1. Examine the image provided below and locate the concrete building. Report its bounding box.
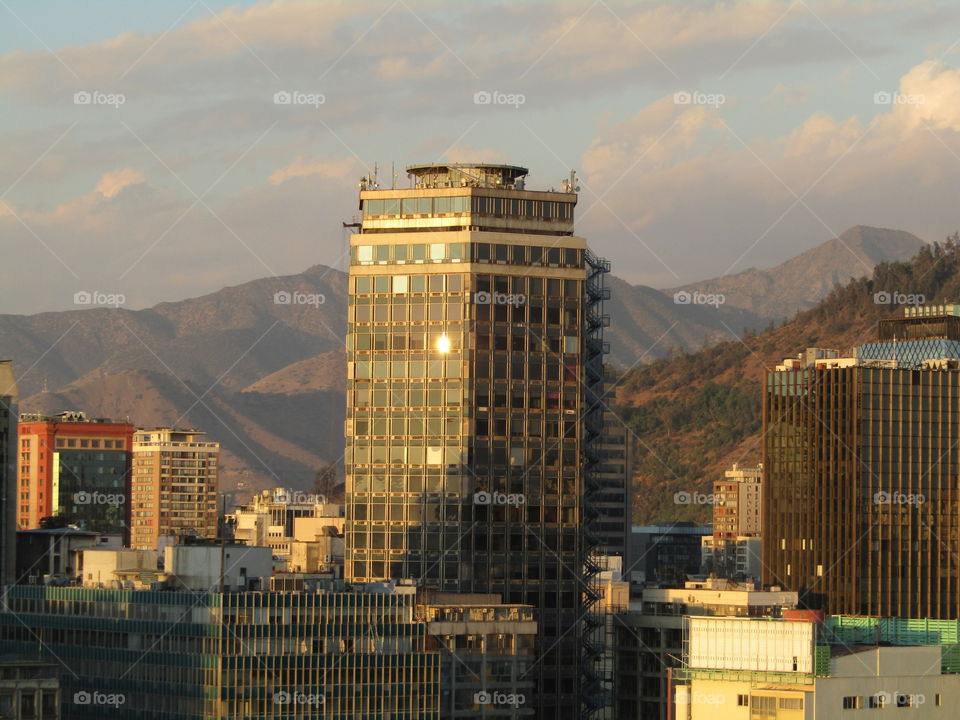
[0,657,60,719]
[615,580,798,720]
[344,163,611,717]
[16,412,133,535]
[76,548,159,589]
[420,592,537,719]
[629,523,712,586]
[764,307,960,617]
[0,361,17,588]
[712,463,761,539]
[674,614,960,719]
[130,428,219,551]
[700,536,762,580]
[0,586,441,719]
[163,541,272,592]
[14,528,108,585]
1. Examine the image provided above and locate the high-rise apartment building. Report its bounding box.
[712,463,761,539]
[764,306,960,617]
[344,163,609,718]
[16,412,133,536]
[0,360,18,587]
[131,428,219,550]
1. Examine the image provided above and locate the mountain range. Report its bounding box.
[0,225,926,498]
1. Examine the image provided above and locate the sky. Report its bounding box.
[4,0,960,314]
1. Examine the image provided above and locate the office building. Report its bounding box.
[764,306,960,617]
[629,524,712,586]
[0,657,60,719]
[0,360,17,587]
[16,412,133,535]
[595,378,632,560]
[0,585,441,720]
[130,428,219,551]
[700,535,762,580]
[673,614,960,719]
[614,579,798,720]
[420,592,537,719]
[344,163,610,717]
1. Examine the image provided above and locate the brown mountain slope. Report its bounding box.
[617,235,960,524]
[20,369,345,498]
[666,225,926,320]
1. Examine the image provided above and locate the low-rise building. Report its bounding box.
[420,592,537,719]
[675,614,960,719]
[700,535,762,580]
[615,580,798,720]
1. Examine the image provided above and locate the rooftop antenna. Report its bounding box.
[391,162,396,190]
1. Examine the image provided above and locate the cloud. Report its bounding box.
[95,167,149,198]
[578,58,960,285]
[268,156,361,186]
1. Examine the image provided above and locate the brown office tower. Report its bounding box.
[0,361,17,588]
[763,305,960,618]
[131,428,220,550]
[344,164,610,718]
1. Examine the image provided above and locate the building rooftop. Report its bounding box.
[405,163,530,189]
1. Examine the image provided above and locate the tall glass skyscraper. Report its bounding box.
[764,306,960,618]
[344,164,610,718]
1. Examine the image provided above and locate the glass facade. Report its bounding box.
[346,164,609,719]
[0,587,440,719]
[764,354,960,618]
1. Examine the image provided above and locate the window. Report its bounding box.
[779,697,803,710]
[737,694,748,707]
